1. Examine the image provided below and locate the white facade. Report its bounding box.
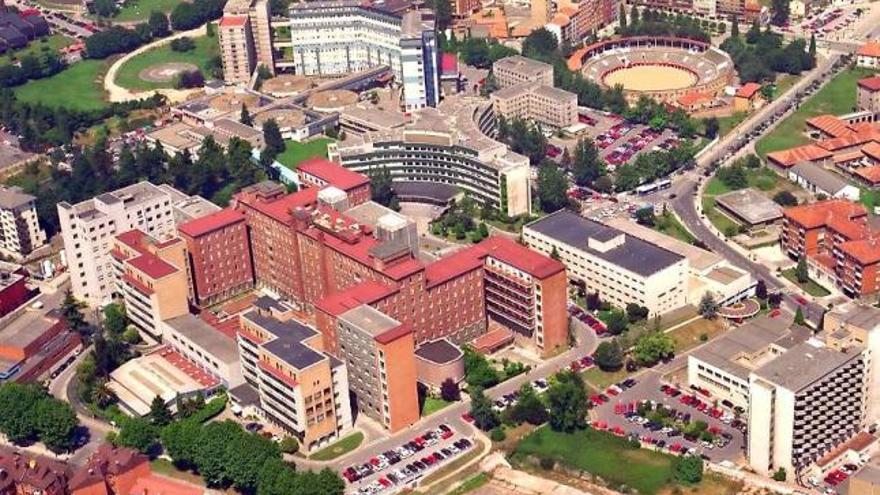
[523,211,688,316]
[284,2,439,110]
[161,315,245,389]
[0,186,47,259]
[858,54,880,69]
[58,182,185,306]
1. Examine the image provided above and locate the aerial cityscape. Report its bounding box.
[2,0,880,491]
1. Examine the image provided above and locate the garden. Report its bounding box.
[114,34,219,91]
[14,59,108,111]
[276,138,334,170]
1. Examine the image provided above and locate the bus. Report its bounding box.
[635,179,672,195]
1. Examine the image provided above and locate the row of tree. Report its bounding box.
[619,6,715,42]
[0,47,65,88]
[0,383,79,452]
[614,141,697,192]
[720,23,816,83]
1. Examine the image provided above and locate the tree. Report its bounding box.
[279,436,299,454]
[755,279,768,300]
[522,28,558,60]
[546,371,588,432]
[618,3,627,30]
[34,398,77,452]
[633,332,675,366]
[605,310,628,335]
[115,417,158,453]
[809,33,816,63]
[794,307,806,326]
[240,104,253,126]
[370,167,399,211]
[103,303,128,337]
[62,289,88,337]
[149,395,173,426]
[585,291,601,311]
[771,0,789,26]
[464,347,500,389]
[85,26,146,59]
[673,455,704,484]
[196,420,242,487]
[537,161,569,213]
[572,139,604,186]
[91,0,117,17]
[730,14,739,37]
[223,431,282,492]
[773,190,797,206]
[0,383,41,444]
[629,5,640,26]
[625,303,649,323]
[440,378,461,402]
[635,207,655,227]
[90,379,116,408]
[796,256,809,283]
[508,383,548,425]
[768,292,783,308]
[773,468,787,482]
[148,11,170,38]
[469,388,500,431]
[550,245,560,260]
[703,116,719,138]
[261,118,285,163]
[594,340,624,371]
[699,292,719,319]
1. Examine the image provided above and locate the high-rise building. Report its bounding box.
[492,56,554,89]
[218,0,274,84]
[490,81,578,129]
[0,186,46,259]
[237,302,353,451]
[178,208,254,308]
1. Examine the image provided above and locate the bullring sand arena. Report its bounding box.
[569,36,735,104]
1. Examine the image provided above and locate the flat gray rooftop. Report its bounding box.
[754,340,861,392]
[163,314,239,365]
[827,301,880,332]
[526,210,683,277]
[339,305,400,337]
[714,188,783,225]
[242,311,325,370]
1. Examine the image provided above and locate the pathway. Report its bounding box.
[103,25,208,103]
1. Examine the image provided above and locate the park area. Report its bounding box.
[115,35,218,91]
[512,426,742,495]
[14,60,108,111]
[113,0,185,22]
[755,67,875,158]
[781,268,830,297]
[276,138,334,169]
[0,34,74,64]
[701,166,797,235]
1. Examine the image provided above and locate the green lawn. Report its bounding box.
[653,212,696,244]
[717,112,747,137]
[111,0,185,22]
[1,35,75,64]
[14,60,107,111]
[115,35,219,90]
[149,459,207,486]
[860,188,880,215]
[756,67,877,158]
[771,74,801,100]
[422,396,452,416]
[448,473,490,495]
[781,268,831,297]
[308,431,364,461]
[701,168,790,236]
[581,366,631,390]
[513,426,674,495]
[276,138,334,169]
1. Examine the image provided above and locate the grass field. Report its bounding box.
[447,473,490,495]
[756,67,876,158]
[582,367,631,390]
[0,35,75,64]
[653,212,695,244]
[111,0,185,22]
[717,112,747,137]
[14,60,107,111]
[150,459,207,486]
[309,431,364,461]
[276,138,334,169]
[421,397,452,416]
[115,35,219,90]
[771,74,801,100]
[513,427,674,495]
[701,167,796,235]
[860,188,880,215]
[781,268,831,297]
[667,317,725,353]
[419,439,487,486]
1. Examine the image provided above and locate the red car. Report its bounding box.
[462,412,474,423]
[794,295,808,306]
[378,478,391,488]
[441,430,453,440]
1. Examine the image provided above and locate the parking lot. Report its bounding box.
[591,371,746,463]
[343,424,476,495]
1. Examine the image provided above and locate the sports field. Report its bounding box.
[115,35,219,90]
[14,60,107,111]
[604,65,697,91]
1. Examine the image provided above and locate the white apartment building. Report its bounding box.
[0,186,46,259]
[162,314,245,389]
[748,341,866,477]
[283,1,439,110]
[58,182,192,306]
[523,210,688,315]
[492,56,554,89]
[824,302,880,427]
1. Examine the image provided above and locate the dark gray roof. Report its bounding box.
[791,162,849,194]
[242,311,325,369]
[394,182,458,202]
[229,383,260,406]
[253,295,287,312]
[415,338,463,364]
[525,210,684,277]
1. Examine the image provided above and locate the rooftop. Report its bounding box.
[754,339,861,392]
[338,304,410,344]
[766,143,832,168]
[109,349,207,416]
[414,338,463,364]
[605,218,721,272]
[297,158,370,191]
[805,114,853,138]
[783,199,867,229]
[493,55,552,78]
[163,314,240,365]
[0,186,35,210]
[858,75,880,92]
[827,301,880,332]
[857,41,880,58]
[525,210,683,277]
[178,207,245,238]
[0,306,61,354]
[242,311,325,369]
[735,82,762,99]
[714,188,784,225]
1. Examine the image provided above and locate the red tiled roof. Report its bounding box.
[374,322,413,344]
[250,187,319,224]
[853,165,880,185]
[219,15,248,27]
[297,158,370,191]
[840,238,880,264]
[424,236,563,287]
[735,82,762,99]
[858,76,880,92]
[818,131,878,152]
[440,53,458,74]
[862,141,880,161]
[766,144,831,168]
[858,41,880,58]
[833,151,864,164]
[828,216,870,241]
[115,230,147,251]
[783,199,867,229]
[127,254,178,279]
[424,246,485,288]
[315,280,398,316]
[676,91,712,108]
[471,325,514,353]
[806,115,853,138]
[178,208,244,238]
[128,474,203,495]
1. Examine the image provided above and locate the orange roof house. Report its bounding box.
[735,82,762,99]
[766,144,832,169]
[857,41,880,59]
[806,115,853,139]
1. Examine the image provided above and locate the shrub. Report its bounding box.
[170,37,196,52]
[279,436,299,454]
[489,426,506,442]
[539,456,555,470]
